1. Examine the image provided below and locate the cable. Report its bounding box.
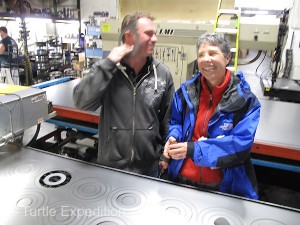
[283,31,294,78]
[238,50,262,65]
[255,51,267,78]
[26,123,41,146]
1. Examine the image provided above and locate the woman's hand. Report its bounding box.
[164,137,187,160]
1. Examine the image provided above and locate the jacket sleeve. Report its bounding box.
[73,58,119,111]
[167,89,185,142]
[193,99,261,168]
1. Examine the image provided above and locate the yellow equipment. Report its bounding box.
[214,0,241,74]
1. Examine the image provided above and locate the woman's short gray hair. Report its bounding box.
[196,33,231,57]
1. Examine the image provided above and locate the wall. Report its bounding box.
[118,0,234,21]
[79,0,295,21]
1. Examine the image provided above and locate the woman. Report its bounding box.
[163,33,261,199]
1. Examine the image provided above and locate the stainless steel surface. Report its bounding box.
[0,144,299,225]
[256,99,300,149]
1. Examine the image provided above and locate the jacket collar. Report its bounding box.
[181,70,250,113]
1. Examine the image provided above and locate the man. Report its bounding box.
[164,33,261,199]
[0,26,18,67]
[0,26,19,84]
[73,11,174,177]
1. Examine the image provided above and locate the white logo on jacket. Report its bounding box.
[219,123,233,131]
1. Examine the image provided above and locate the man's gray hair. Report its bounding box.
[196,33,231,57]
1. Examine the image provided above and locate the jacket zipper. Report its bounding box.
[120,66,152,170]
[185,131,189,140]
[130,71,151,169]
[200,93,212,183]
[131,87,136,169]
[201,93,212,137]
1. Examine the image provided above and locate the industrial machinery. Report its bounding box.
[100,3,300,103]
[260,0,300,103]
[100,10,280,89]
[35,41,50,82]
[0,84,50,146]
[0,81,300,225]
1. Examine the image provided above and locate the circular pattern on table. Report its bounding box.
[106,188,148,213]
[159,198,197,222]
[39,170,71,188]
[198,207,245,225]
[69,177,111,202]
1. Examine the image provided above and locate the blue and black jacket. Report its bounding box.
[167,71,261,199]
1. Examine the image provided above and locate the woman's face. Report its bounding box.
[197,42,231,87]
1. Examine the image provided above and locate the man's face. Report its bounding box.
[132,17,158,57]
[0,31,4,39]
